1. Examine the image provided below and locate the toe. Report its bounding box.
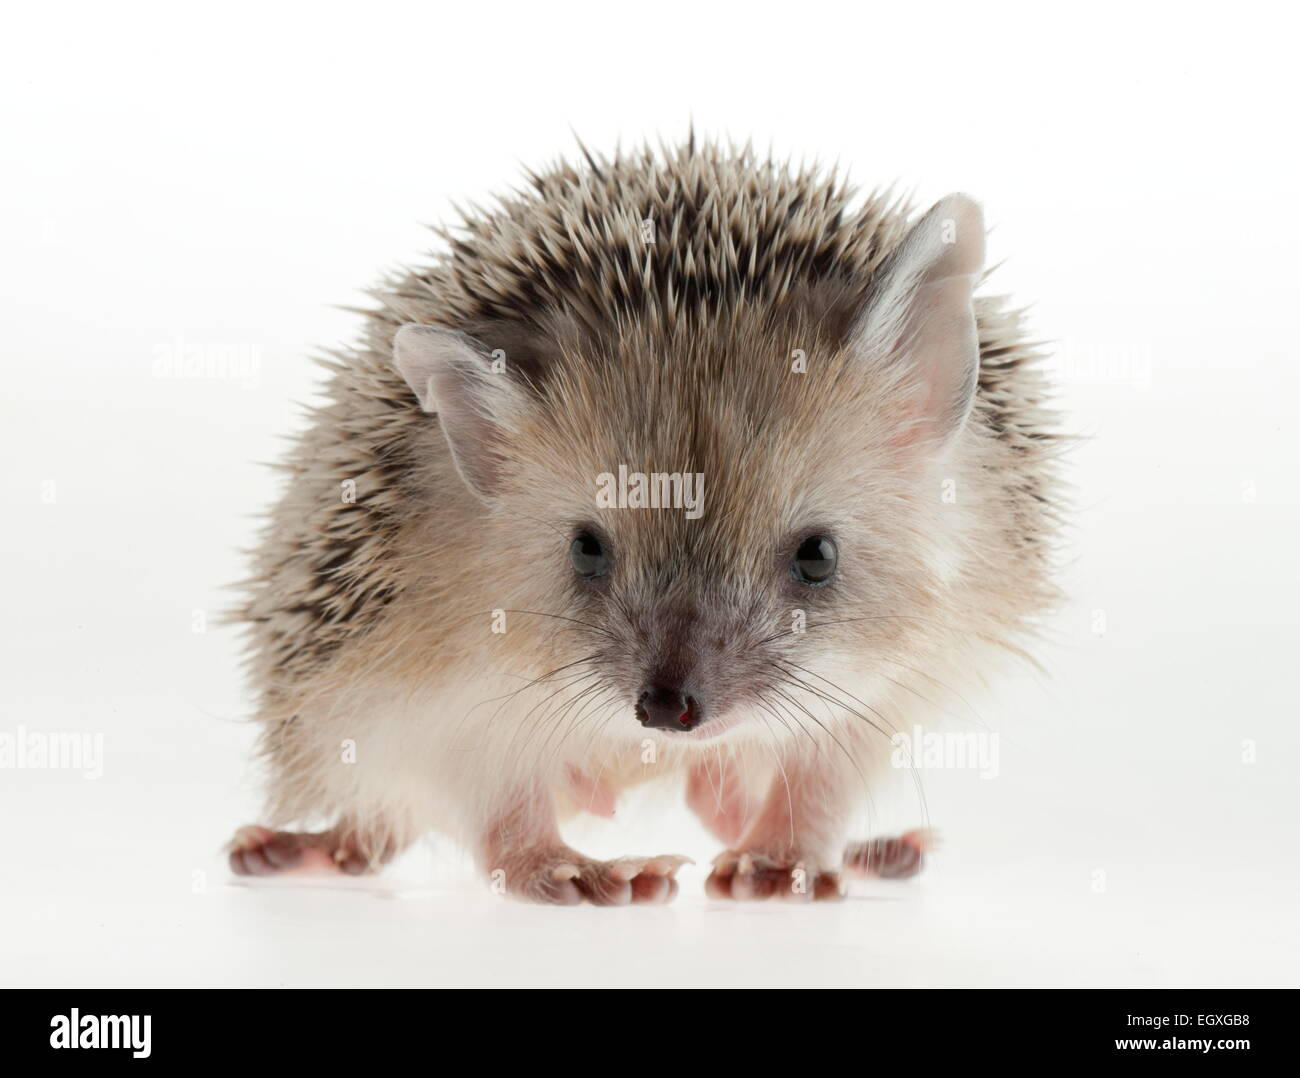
[231,845,277,876]
[574,869,633,906]
[704,870,734,900]
[812,871,846,901]
[536,863,584,905]
[629,872,673,904]
[731,855,792,900]
[335,850,371,875]
[261,832,306,870]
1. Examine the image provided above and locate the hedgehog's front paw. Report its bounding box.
[842,828,935,879]
[490,847,691,906]
[227,824,396,877]
[706,849,845,902]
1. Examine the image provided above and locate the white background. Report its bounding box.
[3,1,1297,987]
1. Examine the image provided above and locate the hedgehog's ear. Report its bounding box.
[851,193,985,454]
[392,324,530,499]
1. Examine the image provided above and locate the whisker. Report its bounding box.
[771,659,930,826]
[497,609,616,639]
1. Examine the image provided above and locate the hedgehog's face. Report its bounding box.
[394,194,985,741]
[497,364,952,742]
[550,504,853,741]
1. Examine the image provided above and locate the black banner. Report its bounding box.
[1,990,1291,1066]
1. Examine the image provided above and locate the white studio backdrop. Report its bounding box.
[1,2,1297,986]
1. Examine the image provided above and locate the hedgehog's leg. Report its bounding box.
[685,757,753,845]
[842,828,936,879]
[705,752,859,902]
[228,822,404,877]
[481,788,689,905]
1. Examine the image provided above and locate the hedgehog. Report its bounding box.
[228,136,1062,903]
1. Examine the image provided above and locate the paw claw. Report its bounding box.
[607,858,644,881]
[644,854,692,876]
[230,824,274,852]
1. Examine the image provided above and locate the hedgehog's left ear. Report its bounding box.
[392,324,531,500]
[851,193,985,454]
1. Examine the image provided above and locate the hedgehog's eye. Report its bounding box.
[792,535,837,585]
[570,532,610,578]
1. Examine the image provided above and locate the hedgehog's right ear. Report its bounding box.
[392,324,530,499]
[850,193,985,456]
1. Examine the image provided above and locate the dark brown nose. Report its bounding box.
[636,686,700,731]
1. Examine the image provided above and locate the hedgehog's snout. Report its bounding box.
[635,684,701,732]
[618,588,769,735]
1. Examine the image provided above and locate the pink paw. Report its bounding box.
[227,824,391,877]
[493,849,692,906]
[706,851,845,902]
[842,828,936,879]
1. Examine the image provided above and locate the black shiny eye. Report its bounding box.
[792,535,837,585]
[570,532,610,578]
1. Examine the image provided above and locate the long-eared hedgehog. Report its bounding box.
[229,137,1062,903]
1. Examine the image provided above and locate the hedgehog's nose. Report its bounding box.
[636,685,699,731]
